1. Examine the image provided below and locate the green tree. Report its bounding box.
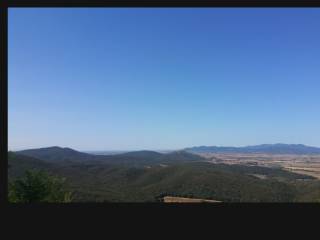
[8,170,72,203]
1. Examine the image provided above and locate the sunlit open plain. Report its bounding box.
[199,153,320,180]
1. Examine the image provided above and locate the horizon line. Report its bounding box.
[8,142,320,152]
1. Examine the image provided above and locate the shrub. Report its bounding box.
[8,170,72,203]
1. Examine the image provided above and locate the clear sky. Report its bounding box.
[8,8,320,151]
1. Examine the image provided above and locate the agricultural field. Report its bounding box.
[200,153,320,180]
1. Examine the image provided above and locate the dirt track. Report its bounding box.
[163,196,221,203]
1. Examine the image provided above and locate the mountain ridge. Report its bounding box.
[184,144,320,154]
[15,146,206,165]
[17,146,95,162]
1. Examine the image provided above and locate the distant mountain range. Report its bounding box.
[184,144,320,154]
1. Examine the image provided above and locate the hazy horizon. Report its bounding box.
[8,143,320,153]
[9,8,320,150]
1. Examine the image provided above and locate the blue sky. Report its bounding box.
[8,8,320,151]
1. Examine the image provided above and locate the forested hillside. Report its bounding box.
[8,150,320,202]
